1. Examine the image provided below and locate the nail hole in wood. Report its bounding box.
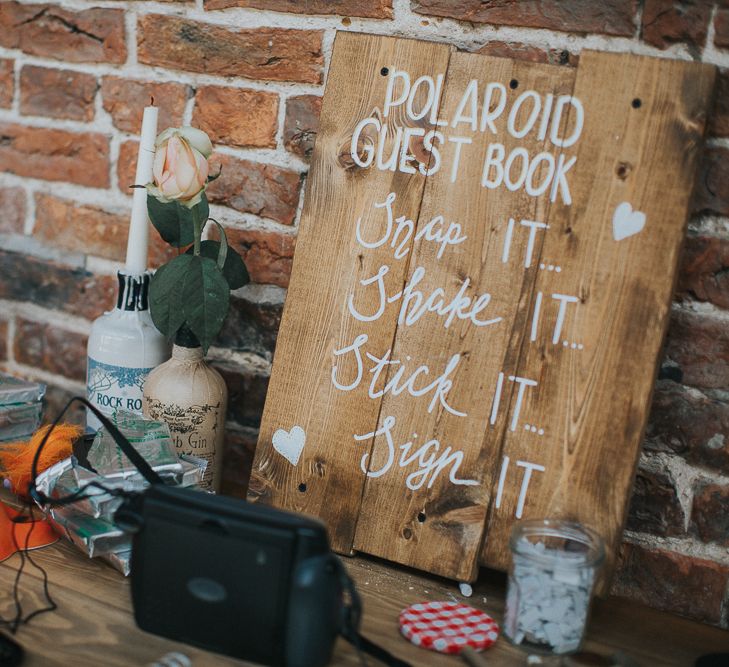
[403,527,413,539]
[298,483,307,492]
[616,162,631,180]
[380,67,389,76]
[417,512,426,523]
[632,98,642,109]
[509,79,519,89]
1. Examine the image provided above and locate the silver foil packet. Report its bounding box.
[49,506,130,558]
[84,410,181,480]
[0,372,46,407]
[101,549,131,577]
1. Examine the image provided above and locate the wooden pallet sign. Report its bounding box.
[248,32,715,582]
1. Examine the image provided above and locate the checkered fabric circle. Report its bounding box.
[398,601,500,654]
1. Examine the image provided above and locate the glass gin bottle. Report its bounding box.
[86,272,170,431]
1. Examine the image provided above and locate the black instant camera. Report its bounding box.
[116,485,347,667]
[31,399,407,667]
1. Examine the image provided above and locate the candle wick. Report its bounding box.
[149,95,155,106]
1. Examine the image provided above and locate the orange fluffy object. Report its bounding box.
[0,424,82,496]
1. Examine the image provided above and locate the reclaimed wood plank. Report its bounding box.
[247,32,453,553]
[480,51,716,579]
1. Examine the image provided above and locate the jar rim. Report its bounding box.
[509,519,606,569]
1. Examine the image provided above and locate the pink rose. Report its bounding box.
[151,127,213,207]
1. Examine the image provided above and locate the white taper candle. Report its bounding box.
[124,105,159,275]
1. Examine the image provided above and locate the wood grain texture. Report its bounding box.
[1,530,727,666]
[250,33,715,583]
[480,51,716,577]
[247,32,453,553]
[352,53,576,580]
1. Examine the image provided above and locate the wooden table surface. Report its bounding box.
[0,534,727,666]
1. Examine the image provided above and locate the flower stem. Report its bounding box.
[192,205,202,256]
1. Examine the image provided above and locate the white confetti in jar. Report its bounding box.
[504,519,605,655]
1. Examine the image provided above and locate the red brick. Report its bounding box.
[13,318,87,382]
[476,41,577,66]
[691,482,729,546]
[646,381,729,474]
[665,309,729,390]
[0,319,7,362]
[612,542,729,625]
[678,235,729,310]
[137,15,323,84]
[207,154,302,226]
[117,140,139,193]
[34,194,176,269]
[411,0,637,36]
[42,384,86,427]
[0,123,109,189]
[220,228,295,288]
[641,0,711,52]
[192,87,278,149]
[626,464,685,537]
[0,2,126,65]
[0,59,13,109]
[0,187,25,234]
[219,426,258,498]
[20,66,96,122]
[0,250,115,321]
[709,69,729,137]
[215,362,269,428]
[216,291,282,361]
[284,95,322,160]
[715,8,729,49]
[693,148,729,216]
[204,0,392,18]
[101,77,191,134]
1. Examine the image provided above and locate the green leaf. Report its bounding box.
[210,221,228,270]
[147,195,195,248]
[149,254,194,339]
[185,240,249,290]
[181,255,230,353]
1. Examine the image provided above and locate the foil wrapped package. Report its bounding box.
[53,457,206,520]
[53,468,123,521]
[49,506,130,558]
[0,372,45,442]
[102,549,131,577]
[34,458,74,501]
[0,402,43,442]
[84,410,180,481]
[0,373,46,406]
[38,413,208,572]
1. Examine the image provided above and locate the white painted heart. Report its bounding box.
[612,201,646,241]
[272,426,306,466]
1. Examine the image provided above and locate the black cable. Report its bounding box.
[0,396,156,634]
[0,502,57,634]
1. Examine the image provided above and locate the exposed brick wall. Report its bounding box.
[0,0,728,628]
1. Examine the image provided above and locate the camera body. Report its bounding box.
[116,485,345,667]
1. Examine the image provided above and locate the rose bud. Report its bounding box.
[149,126,213,207]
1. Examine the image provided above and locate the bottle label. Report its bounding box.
[86,357,153,431]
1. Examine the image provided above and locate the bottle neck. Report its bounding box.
[116,272,150,312]
[172,344,204,362]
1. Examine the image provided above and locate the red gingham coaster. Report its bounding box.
[398,601,500,654]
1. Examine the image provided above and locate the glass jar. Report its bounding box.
[504,519,605,655]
